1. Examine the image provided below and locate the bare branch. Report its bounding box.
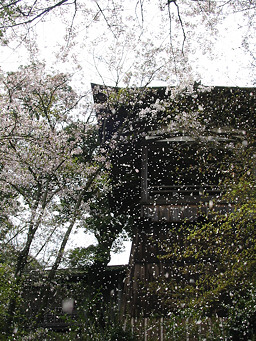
[0,0,72,29]
[95,2,118,40]
[167,0,186,55]
[167,1,178,77]
[135,0,144,28]
[63,0,78,50]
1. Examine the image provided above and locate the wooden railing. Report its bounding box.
[140,184,232,222]
[148,184,221,197]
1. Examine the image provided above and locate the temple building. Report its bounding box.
[92,84,256,338]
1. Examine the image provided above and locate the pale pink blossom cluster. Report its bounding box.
[167,110,205,136]
[0,64,109,267]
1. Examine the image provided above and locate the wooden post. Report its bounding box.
[160,317,164,341]
[144,317,148,341]
[186,318,189,341]
[141,142,149,203]
[131,317,134,335]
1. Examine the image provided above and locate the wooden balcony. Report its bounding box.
[148,184,221,202]
[141,203,233,222]
[140,184,232,222]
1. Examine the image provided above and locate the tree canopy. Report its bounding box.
[0,1,255,86]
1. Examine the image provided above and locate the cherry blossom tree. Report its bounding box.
[0,63,109,333]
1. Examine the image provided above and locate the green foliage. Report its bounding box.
[157,138,256,339]
[0,262,14,328]
[164,311,230,341]
[11,321,137,341]
[67,245,99,267]
[75,302,137,341]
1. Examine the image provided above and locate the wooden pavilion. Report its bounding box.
[92,83,256,339]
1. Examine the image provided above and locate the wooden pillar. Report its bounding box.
[141,142,149,203]
[160,317,164,341]
[144,317,148,341]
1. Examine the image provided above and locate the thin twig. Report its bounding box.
[95,2,118,40]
